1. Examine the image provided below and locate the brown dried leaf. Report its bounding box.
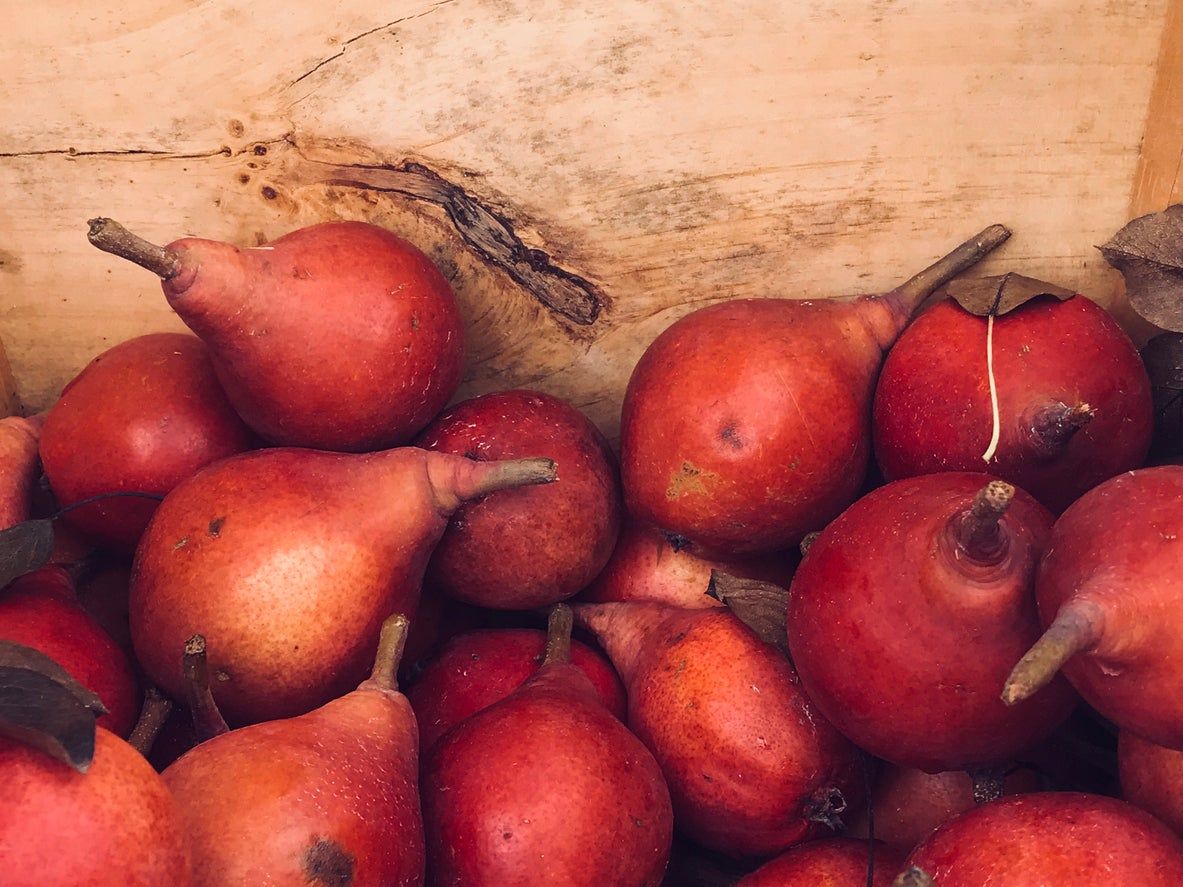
[0,640,104,772]
[1100,204,1183,331]
[947,273,1076,317]
[706,571,789,656]
[0,519,55,589]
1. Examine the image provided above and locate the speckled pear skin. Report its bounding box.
[163,679,424,887]
[422,654,673,886]
[0,728,192,887]
[905,793,1183,885]
[574,602,863,858]
[130,446,553,725]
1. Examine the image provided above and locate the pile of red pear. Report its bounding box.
[0,211,1179,887]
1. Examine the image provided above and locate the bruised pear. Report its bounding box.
[163,615,424,886]
[131,446,555,724]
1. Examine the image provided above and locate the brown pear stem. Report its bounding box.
[953,480,1014,562]
[800,531,821,557]
[543,604,574,666]
[461,457,557,500]
[890,224,1012,317]
[369,613,410,691]
[1002,599,1105,705]
[1028,401,1095,456]
[183,634,230,740]
[87,218,182,279]
[892,867,936,887]
[127,686,174,757]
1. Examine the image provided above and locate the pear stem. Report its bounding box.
[542,604,574,666]
[464,457,557,499]
[953,480,1014,563]
[890,224,1012,318]
[127,686,174,757]
[892,867,936,887]
[1028,401,1095,456]
[369,614,410,691]
[87,218,182,280]
[183,634,230,740]
[1002,598,1105,705]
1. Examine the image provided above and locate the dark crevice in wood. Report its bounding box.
[322,160,606,325]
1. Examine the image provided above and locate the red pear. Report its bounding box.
[874,295,1152,513]
[737,838,905,887]
[131,446,555,724]
[900,793,1183,886]
[1003,466,1183,747]
[406,627,626,752]
[422,606,673,885]
[788,473,1074,771]
[619,225,1009,555]
[415,389,621,609]
[581,519,795,608]
[574,601,862,857]
[163,614,424,886]
[847,764,1042,851]
[87,219,464,452]
[0,566,139,736]
[39,333,256,551]
[0,727,192,886]
[1120,730,1183,835]
[0,412,42,529]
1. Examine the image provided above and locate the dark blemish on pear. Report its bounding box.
[303,837,355,886]
[207,517,226,538]
[720,424,742,449]
[227,120,245,138]
[261,186,278,200]
[253,144,268,156]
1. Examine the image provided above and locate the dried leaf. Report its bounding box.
[706,571,790,656]
[0,641,103,772]
[0,642,106,714]
[1141,332,1183,459]
[947,273,1076,317]
[0,519,55,588]
[1100,205,1183,330]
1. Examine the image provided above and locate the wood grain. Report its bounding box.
[0,0,1170,437]
[1131,0,1183,215]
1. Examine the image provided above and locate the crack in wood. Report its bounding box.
[287,0,459,91]
[321,159,605,325]
[0,147,234,160]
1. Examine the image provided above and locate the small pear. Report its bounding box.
[423,605,673,885]
[163,614,424,886]
[87,219,465,452]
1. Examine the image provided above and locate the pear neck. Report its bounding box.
[871,224,1011,349]
[571,601,673,684]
